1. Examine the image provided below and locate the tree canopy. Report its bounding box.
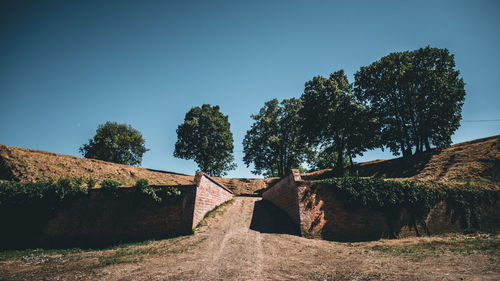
[80,121,148,166]
[243,98,310,178]
[174,104,236,177]
[354,46,465,157]
[300,70,378,175]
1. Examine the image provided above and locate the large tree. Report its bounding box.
[80,121,148,166]
[243,98,310,178]
[300,70,377,175]
[354,46,465,157]
[174,104,236,177]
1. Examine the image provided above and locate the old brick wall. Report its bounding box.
[298,183,394,241]
[192,172,233,228]
[264,171,500,242]
[38,173,233,247]
[262,170,303,225]
[40,186,196,247]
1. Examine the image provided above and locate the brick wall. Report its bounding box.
[262,170,303,225]
[40,186,196,247]
[36,173,232,247]
[192,172,233,228]
[298,183,394,241]
[264,170,500,242]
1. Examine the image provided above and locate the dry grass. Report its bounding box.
[0,145,277,195]
[302,135,500,189]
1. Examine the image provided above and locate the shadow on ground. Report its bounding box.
[249,199,300,235]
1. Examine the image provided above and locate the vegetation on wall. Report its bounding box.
[100,179,121,197]
[0,178,89,248]
[134,178,181,203]
[313,177,498,235]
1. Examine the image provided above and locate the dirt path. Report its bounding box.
[1,197,499,281]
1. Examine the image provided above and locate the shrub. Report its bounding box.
[86,178,97,189]
[135,178,149,189]
[100,180,120,197]
[133,178,180,203]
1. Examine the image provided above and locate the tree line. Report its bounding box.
[80,46,465,178]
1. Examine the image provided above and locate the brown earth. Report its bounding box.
[0,145,277,195]
[302,135,500,189]
[1,197,499,281]
[2,135,499,194]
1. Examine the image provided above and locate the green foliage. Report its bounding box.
[243,98,311,178]
[174,104,236,177]
[300,70,378,175]
[308,146,350,172]
[135,178,149,189]
[139,186,181,203]
[134,179,180,203]
[86,178,97,189]
[80,121,148,166]
[100,180,120,196]
[445,187,499,229]
[314,177,499,234]
[0,178,89,248]
[354,46,465,157]
[0,178,88,210]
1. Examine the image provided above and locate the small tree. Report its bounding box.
[243,98,311,178]
[174,104,236,177]
[80,121,148,166]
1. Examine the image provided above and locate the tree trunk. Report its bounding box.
[424,138,431,151]
[336,138,344,176]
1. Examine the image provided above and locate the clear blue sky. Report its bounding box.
[1,0,499,178]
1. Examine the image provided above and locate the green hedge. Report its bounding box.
[313,177,499,235]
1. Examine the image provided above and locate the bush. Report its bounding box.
[135,178,149,189]
[100,180,120,197]
[86,178,97,189]
[133,178,180,203]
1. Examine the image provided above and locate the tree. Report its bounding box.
[174,104,236,177]
[80,121,148,166]
[354,46,465,157]
[307,146,349,172]
[243,98,311,178]
[300,70,377,175]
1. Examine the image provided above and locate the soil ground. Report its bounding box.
[1,197,499,281]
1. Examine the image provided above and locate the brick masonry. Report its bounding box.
[263,170,500,242]
[39,172,232,247]
[192,172,233,228]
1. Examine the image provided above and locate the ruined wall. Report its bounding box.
[192,173,233,227]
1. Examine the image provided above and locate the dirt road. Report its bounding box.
[1,197,499,280]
